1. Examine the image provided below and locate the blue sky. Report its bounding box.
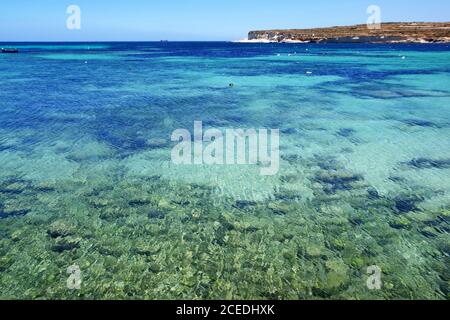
[0,0,449,41]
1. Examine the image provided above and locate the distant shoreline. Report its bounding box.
[243,22,450,44]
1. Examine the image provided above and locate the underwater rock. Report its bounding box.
[389,216,412,230]
[157,199,173,210]
[420,226,440,238]
[317,161,340,171]
[406,158,450,169]
[280,174,298,183]
[128,198,152,207]
[348,215,365,226]
[148,210,165,220]
[52,236,81,252]
[99,206,127,220]
[0,256,13,272]
[389,176,407,183]
[172,198,190,206]
[316,171,362,184]
[0,138,20,151]
[401,119,439,128]
[244,225,259,233]
[314,170,363,194]
[408,211,437,225]
[146,138,169,149]
[336,128,355,137]
[33,182,56,193]
[10,230,24,242]
[47,221,76,238]
[133,242,161,256]
[217,214,236,232]
[96,129,148,152]
[90,198,112,208]
[395,199,416,213]
[2,209,30,219]
[280,128,298,135]
[281,154,302,163]
[340,147,354,154]
[267,202,291,215]
[367,187,381,199]
[0,180,28,194]
[313,155,341,170]
[274,189,301,201]
[213,226,229,246]
[233,200,257,210]
[0,201,31,219]
[394,195,422,213]
[148,262,162,273]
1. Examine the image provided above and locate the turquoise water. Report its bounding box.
[0,42,449,299]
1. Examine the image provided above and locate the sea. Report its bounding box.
[0,42,449,299]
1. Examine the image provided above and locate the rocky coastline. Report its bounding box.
[245,22,450,43]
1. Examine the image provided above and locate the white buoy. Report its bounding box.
[306,71,313,74]
[401,56,406,60]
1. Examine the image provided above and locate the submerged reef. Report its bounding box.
[314,170,364,194]
[401,119,440,128]
[0,172,448,300]
[336,128,356,138]
[406,158,450,170]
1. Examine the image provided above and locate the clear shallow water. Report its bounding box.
[0,42,449,299]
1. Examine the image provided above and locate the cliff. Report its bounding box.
[247,22,450,43]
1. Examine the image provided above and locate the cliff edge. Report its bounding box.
[247,22,450,43]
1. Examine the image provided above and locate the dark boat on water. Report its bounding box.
[1,48,19,53]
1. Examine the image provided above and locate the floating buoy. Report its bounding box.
[401,56,406,60]
[306,71,313,75]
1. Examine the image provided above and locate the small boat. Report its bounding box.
[1,48,19,53]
